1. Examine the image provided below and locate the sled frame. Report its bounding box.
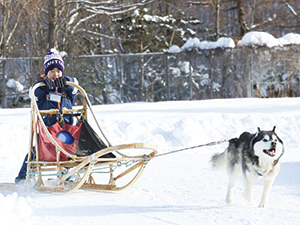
[25,81,157,194]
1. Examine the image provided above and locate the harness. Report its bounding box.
[251,151,284,177]
[251,160,265,176]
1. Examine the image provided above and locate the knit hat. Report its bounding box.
[44,48,64,75]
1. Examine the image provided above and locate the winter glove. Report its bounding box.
[54,76,67,88]
[55,77,68,97]
[43,77,55,90]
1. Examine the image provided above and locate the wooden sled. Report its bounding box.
[21,81,157,194]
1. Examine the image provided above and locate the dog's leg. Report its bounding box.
[259,164,280,207]
[225,165,241,204]
[242,172,255,202]
[259,177,275,207]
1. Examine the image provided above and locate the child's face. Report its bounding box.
[47,67,62,80]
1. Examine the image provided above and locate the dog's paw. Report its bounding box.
[258,202,268,208]
[225,196,232,204]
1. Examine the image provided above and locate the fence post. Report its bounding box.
[298,47,300,97]
[210,51,214,99]
[0,59,7,108]
[248,49,253,97]
[118,54,124,103]
[189,59,193,100]
[165,54,170,101]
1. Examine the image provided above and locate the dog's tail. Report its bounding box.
[210,138,238,170]
[210,149,228,170]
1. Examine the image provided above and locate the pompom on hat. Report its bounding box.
[44,48,64,75]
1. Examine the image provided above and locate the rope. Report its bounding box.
[27,140,228,177]
[134,139,229,163]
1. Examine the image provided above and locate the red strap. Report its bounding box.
[38,119,82,161]
[56,88,61,109]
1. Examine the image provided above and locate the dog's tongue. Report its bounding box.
[268,149,275,156]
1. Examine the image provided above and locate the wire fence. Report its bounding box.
[1,45,300,108]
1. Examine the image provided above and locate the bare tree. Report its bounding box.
[51,0,156,54]
[2,0,300,57]
[236,0,248,36]
[0,0,31,107]
[48,0,58,48]
[0,0,26,56]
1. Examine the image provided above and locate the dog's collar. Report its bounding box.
[251,160,274,176]
[252,153,283,176]
[252,160,264,176]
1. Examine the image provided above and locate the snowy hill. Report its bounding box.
[0,98,300,225]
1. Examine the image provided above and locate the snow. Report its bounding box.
[237,31,279,48]
[168,45,181,53]
[169,37,235,52]
[6,79,24,92]
[237,31,300,47]
[59,51,68,58]
[278,33,300,45]
[169,31,300,52]
[0,97,300,224]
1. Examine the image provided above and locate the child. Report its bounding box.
[15,48,78,183]
[36,48,78,126]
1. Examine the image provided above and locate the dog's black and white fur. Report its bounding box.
[210,126,284,207]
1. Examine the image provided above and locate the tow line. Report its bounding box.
[133,139,229,163]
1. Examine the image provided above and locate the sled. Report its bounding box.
[13,81,157,193]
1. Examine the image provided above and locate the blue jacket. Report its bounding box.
[34,75,78,126]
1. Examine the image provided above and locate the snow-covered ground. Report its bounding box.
[0,97,300,225]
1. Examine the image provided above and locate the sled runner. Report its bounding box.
[15,81,157,193]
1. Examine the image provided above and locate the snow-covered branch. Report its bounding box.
[71,13,98,33]
[57,5,83,30]
[59,0,154,11]
[61,0,155,39]
[250,14,277,29]
[85,6,137,16]
[281,0,300,19]
[58,0,117,10]
[187,1,211,6]
[76,28,135,41]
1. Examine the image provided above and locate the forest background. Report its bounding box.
[1,0,300,107]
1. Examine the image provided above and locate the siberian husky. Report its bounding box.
[210,126,284,207]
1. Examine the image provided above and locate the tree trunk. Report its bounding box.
[236,0,248,36]
[216,0,220,40]
[48,0,57,48]
[1,1,7,107]
[1,1,6,57]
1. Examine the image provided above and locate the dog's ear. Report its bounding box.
[272,126,276,132]
[257,127,261,132]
